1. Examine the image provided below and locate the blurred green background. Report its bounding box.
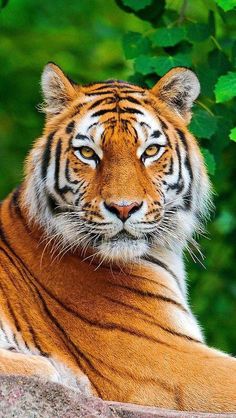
[0,0,235,354]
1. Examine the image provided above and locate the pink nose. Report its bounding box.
[104,201,143,221]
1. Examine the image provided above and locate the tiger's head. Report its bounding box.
[23,63,211,262]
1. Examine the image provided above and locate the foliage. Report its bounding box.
[0,0,236,353]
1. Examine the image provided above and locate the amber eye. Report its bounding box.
[143,144,160,158]
[79,146,96,159]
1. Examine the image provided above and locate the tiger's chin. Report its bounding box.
[95,233,150,263]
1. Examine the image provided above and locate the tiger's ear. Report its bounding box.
[41,63,78,116]
[150,67,200,123]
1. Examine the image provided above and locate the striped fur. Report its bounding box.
[0,64,236,412]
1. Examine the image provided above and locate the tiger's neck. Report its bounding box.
[0,187,203,343]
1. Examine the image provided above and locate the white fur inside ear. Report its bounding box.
[152,68,200,122]
[41,64,72,115]
[173,69,200,109]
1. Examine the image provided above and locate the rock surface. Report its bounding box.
[0,375,234,418]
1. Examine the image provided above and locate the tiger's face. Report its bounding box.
[23,64,211,262]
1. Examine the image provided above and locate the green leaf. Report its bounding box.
[214,0,236,12]
[115,0,165,23]
[134,54,191,76]
[208,11,216,36]
[122,0,152,11]
[186,23,211,42]
[190,109,217,139]
[149,26,186,47]
[229,127,236,142]
[1,0,9,8]
[201,148,216,175]
[197,65,218,98]
[214,72,236,103]
[208,50,231,77]
[123,32,151,60]
[232,41,236,68]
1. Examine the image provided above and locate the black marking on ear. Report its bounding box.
[66,121,75,134]
[162,78,177,92]
[41,131,56,180]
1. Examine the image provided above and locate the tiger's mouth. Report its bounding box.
[93,229,152,261]
[110,231,140,241]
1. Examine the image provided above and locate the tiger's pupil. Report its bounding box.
[144,145,159,157]
[80,146,95,159]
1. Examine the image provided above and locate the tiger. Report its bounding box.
[0,62,236,413]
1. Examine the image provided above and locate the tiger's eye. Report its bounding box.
[144,145,159,158]
[79,146,95,159]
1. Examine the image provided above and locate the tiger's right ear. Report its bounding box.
[41,63,78,116]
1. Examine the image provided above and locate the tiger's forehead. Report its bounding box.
[71,89,167,148]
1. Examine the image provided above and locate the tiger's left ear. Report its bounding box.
[150,67,200,124]
[41,62,78,116]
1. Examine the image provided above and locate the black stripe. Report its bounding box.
[75,133,89,141]
[65,159,79,185]
[88,98,110,110]
[151,130,161,139]
[122,107,143,115]
[110,282,187,312]
[10,188,32,235]
[0,250,48,355]
[176,129,193,209]
[142,254,183,293]
[92,108,116,117]
[41,131,55,180]
[88,82,133,92]
[124,96,142,105]
[0,235,106,387]
[0,276,21,333]
[92,106,144,118]
[86,90,115,96]
[88,84,116,92]
[176,129,193,181]
[167,143,184,193]
[165,157,174,175]
[54,139,73,197]
[121,89,144,94]
[65,121,75,134]
[105,296,201,343]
